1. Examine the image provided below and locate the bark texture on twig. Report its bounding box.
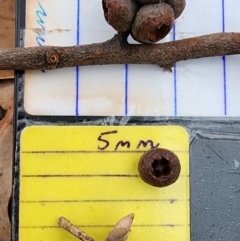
[0,33,240,70]
[58,217,95,241]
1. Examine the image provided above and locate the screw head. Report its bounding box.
[138,148,181,187]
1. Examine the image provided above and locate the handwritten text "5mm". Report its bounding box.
[97,130,159,151]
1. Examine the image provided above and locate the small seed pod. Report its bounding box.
[136,0,164,4]
[165,0,186,19]
[138,148,181,188]
[102,0,138,32]
[131,3,175,44]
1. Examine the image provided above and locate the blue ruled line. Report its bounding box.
[222,0,227,115]
[76,0,80,116]
[173,24,177,116]
[125,64,128,116]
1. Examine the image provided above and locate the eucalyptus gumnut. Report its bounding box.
[136,0,164,4]
[131,3,175,44]
[165,0,186,19]
[102,0,138,32]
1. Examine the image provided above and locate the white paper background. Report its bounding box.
[24,0,240,116]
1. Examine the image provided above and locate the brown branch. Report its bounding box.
[1,32,240,70]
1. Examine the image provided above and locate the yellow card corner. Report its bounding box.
[19,125,190,241]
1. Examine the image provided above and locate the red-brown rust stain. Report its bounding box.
[158,14,174,26]
[156,14,174,39]
[137,12,174,43]
[59,48,71,54]
[230,33,240,43]
[46,51,59,65]
[94,50,106,56]
[188,38,202,48]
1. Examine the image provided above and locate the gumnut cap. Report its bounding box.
[138,148,181,188]
[102,0,138,32]
[165,0,186,19]
[131,3,175,44]
[136,0,164,4]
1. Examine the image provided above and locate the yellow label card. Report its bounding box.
[19,126,189,241]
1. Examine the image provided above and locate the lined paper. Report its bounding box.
[24,0,240,116]
[19,126,189,241]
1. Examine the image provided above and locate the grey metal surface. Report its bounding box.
[191,137,240,241]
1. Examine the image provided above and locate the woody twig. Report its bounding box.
[0,33,240,71]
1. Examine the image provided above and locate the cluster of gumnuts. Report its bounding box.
[102,0,186,44]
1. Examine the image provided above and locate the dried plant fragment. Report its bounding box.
[58,217,95,241]
[0,80,14,241]
[102,0,138,32]
[131,3,175,43]
[59,214,135,241]
[165,0,186,19]
[105,213,135,241]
